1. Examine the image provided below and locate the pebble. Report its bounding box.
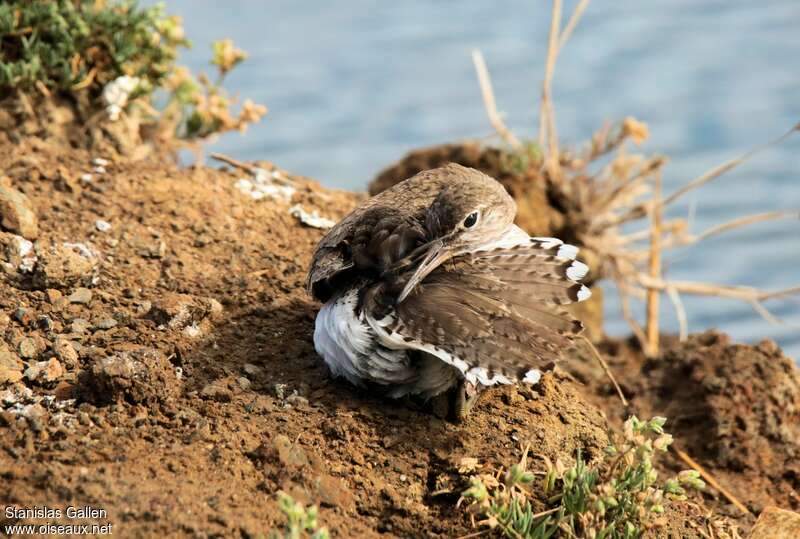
[236,376,251,390]
[45,289,63,303]
[14,307,32,326]
[94,318,118,330]
[70,318,92,334]
[36,315,54,331]
[0,311,9,330]
[200,381,233,403]
[243,363,263,377]
[34,242,98,289]
[92,157,110,167]
[286,394,309,407]
[0,184,38,239]
[0,343,23,384]
[18,337,40,359]
[80,173,93,183]
[53,337,79,368]
[21,403,47,432]
[68,287,93,304]
[272,383,288,400]
[95,220,112,232]
[24,358,63,384]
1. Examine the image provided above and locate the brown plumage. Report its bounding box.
[308,163,590,415]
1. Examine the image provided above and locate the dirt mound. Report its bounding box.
[0,138,618,537]
[569,331,800,527]
[1,138,793,536]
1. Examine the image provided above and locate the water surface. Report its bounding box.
[154,0,800,358]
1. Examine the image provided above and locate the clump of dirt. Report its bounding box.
[568,331,800,528]
[0,92,154,160]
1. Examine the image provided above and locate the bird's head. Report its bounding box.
[396,164,516,302]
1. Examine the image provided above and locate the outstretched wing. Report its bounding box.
[366,237,590,386]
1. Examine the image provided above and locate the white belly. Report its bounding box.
[314,288,461,398]
[314,288,414,386]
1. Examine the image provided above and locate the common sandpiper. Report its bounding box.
[307,163,590,419]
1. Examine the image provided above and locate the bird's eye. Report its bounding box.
[463,211,479,228]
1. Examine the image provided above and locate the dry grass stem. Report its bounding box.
[663,122,800,207]
[557,0,591,52]
[645,170,663,356]
[210,151,256,174]
[663,210,799,248]
[580,336,628,407]
[616,278,648,352]
[539,0,562,164]
[666,285,689,341]
[673,448,751,516]
[471,50,523,151]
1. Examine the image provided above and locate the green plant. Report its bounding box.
[458,416,705,539]
[0,0,265,142]
[270,491,329,539]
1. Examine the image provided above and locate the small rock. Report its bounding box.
[36,315,54,331]
[0,343,23,384]
[747,506,800,539]
[0,311,9,330]
[68,287,93,304]
[136,238,167,259]
[80,348,179,405]
[95,220,112,232]
[40,358,64,382]
[286,394,309,407]
[26,358,63,384]
[33,242,99,289]
[70,318,92,334]
[243,363,263,377]
[0,183,38,239]
[1,233,37,272]
[94,318,118,330]
[200,381,232,402]
[273,434,309,468]
[21,403,47,432]
[24,364,41,381]
[45,289,63,303]
[92,157,110,167]
[313,474,356,512]
[14,307,32,326]
[146,293,223,335]
[236,376,251,390]
[53,337,79,368]
[18,337,40,359]
[273,383,288,400]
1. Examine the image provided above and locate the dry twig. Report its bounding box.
[539,0,562,163]
[663,122,800,207]
[673,447,751,516]
[557,0,591,52]
[645,170,663,356]
[471,50,523,151]
[581,336,628,407]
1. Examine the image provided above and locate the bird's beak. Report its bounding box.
[397,239,453,303]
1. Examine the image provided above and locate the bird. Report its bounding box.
[307,163,591,419]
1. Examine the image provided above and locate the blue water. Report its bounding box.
[153,1,799,359]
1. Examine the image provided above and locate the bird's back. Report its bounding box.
[307,163,483,302]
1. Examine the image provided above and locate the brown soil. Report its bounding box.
[0,136,796,537]
[568,332,800,529]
